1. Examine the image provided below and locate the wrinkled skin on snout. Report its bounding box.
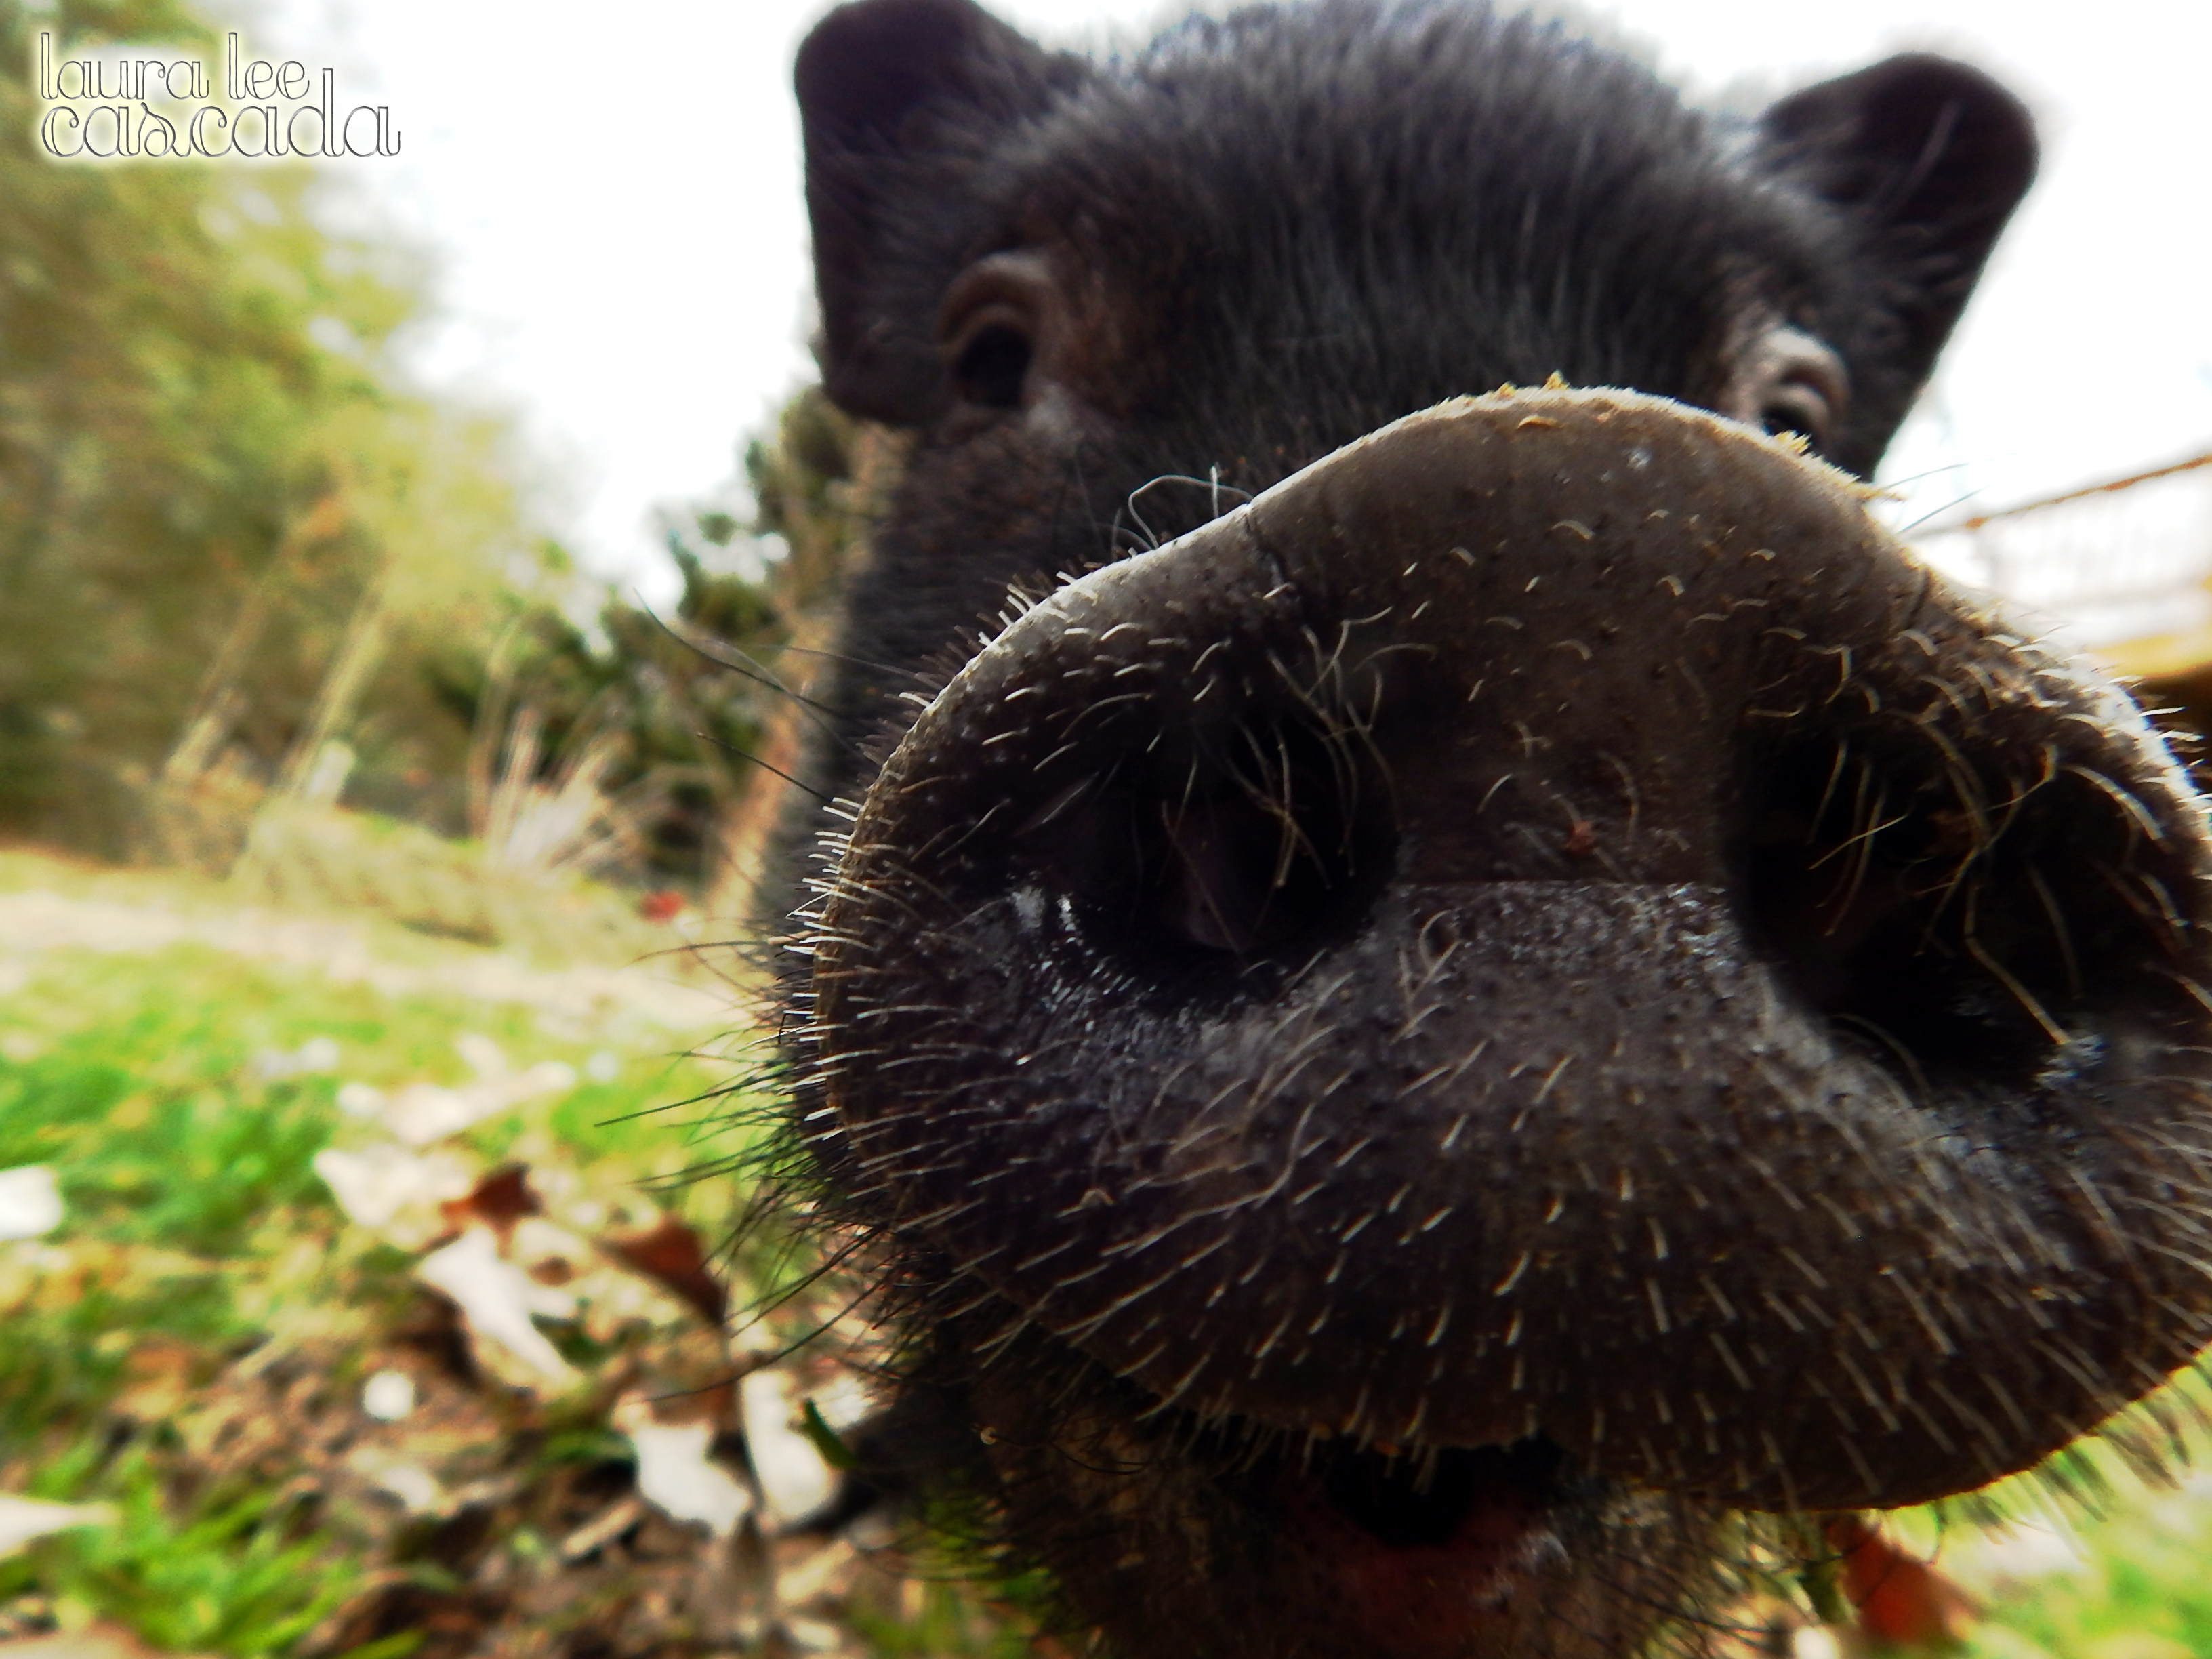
[772,3,2212,1656]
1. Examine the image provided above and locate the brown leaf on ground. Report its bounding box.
[601,1217,729,1326]
[1826,1514,1979,1649]
[439,1164,544,1242]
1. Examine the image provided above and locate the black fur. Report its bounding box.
[791,0,2032,810]
[760,6,2104,1657]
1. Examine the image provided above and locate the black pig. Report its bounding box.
[767,1,2212,1655]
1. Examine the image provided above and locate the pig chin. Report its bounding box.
[955,1319,1710,1659]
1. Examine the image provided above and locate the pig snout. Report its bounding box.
[803,389,2212,1521]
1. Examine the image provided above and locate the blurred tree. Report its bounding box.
[0,0,545,854]
[431,384,877,895]
[700,384,888,912]
[0,0,876,897]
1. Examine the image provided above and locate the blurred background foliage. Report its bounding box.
[0,0,866,918]
[0,5,937,1644]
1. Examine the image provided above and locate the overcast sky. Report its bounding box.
[237,0,2212,606]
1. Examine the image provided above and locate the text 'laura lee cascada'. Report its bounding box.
[35,32,399,161]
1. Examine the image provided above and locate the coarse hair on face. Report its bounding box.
[723,7,2165,1659]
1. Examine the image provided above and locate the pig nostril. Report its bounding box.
[1739,737,2037,1084]
[1136,787,1388,958]
[1095,781,1382,963]
[1736,729,2181,1094]
[1028,722,1395,970]
[1145,792,1311,955]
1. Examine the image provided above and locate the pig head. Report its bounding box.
[769,3,2212,1655]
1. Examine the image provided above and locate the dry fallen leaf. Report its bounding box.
[415,1226,578,1388]
[312,1143,476,1248]
[615,1397,754,1538]
[741,1370,837,1530]
[378,1062,578,1147]
[0,1166,62,1241]
[0,1624,210,1658]
[0,1496,117,1557]
[438,1163,544,1241]
[601,1216,729,1326]
[1826,1514,1978,1648]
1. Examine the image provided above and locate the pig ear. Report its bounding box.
[1755,55,2036,460]
[796,0,1082,425]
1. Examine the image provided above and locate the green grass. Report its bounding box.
[845,1580,1047,1659]
[1,1444,369,1658]
[5,851,2210,1658]
[0,869,758,1656]
[1954,1471,2212,1659]
[0,939,726,1253]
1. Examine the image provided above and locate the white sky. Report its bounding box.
[237,0,2211,607]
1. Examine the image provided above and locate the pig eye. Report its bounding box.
[1729,326,1847,454]
[940,251,1056,412]
[950,312,1035,409]
[1759,380,1833,447]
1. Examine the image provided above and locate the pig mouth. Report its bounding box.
[809,390,2212,1525]
[1281,1436,1580,1647]
[953,1332,1712,1659]
[957,1321,1656,1659]
[1303,1437,1561,1565]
